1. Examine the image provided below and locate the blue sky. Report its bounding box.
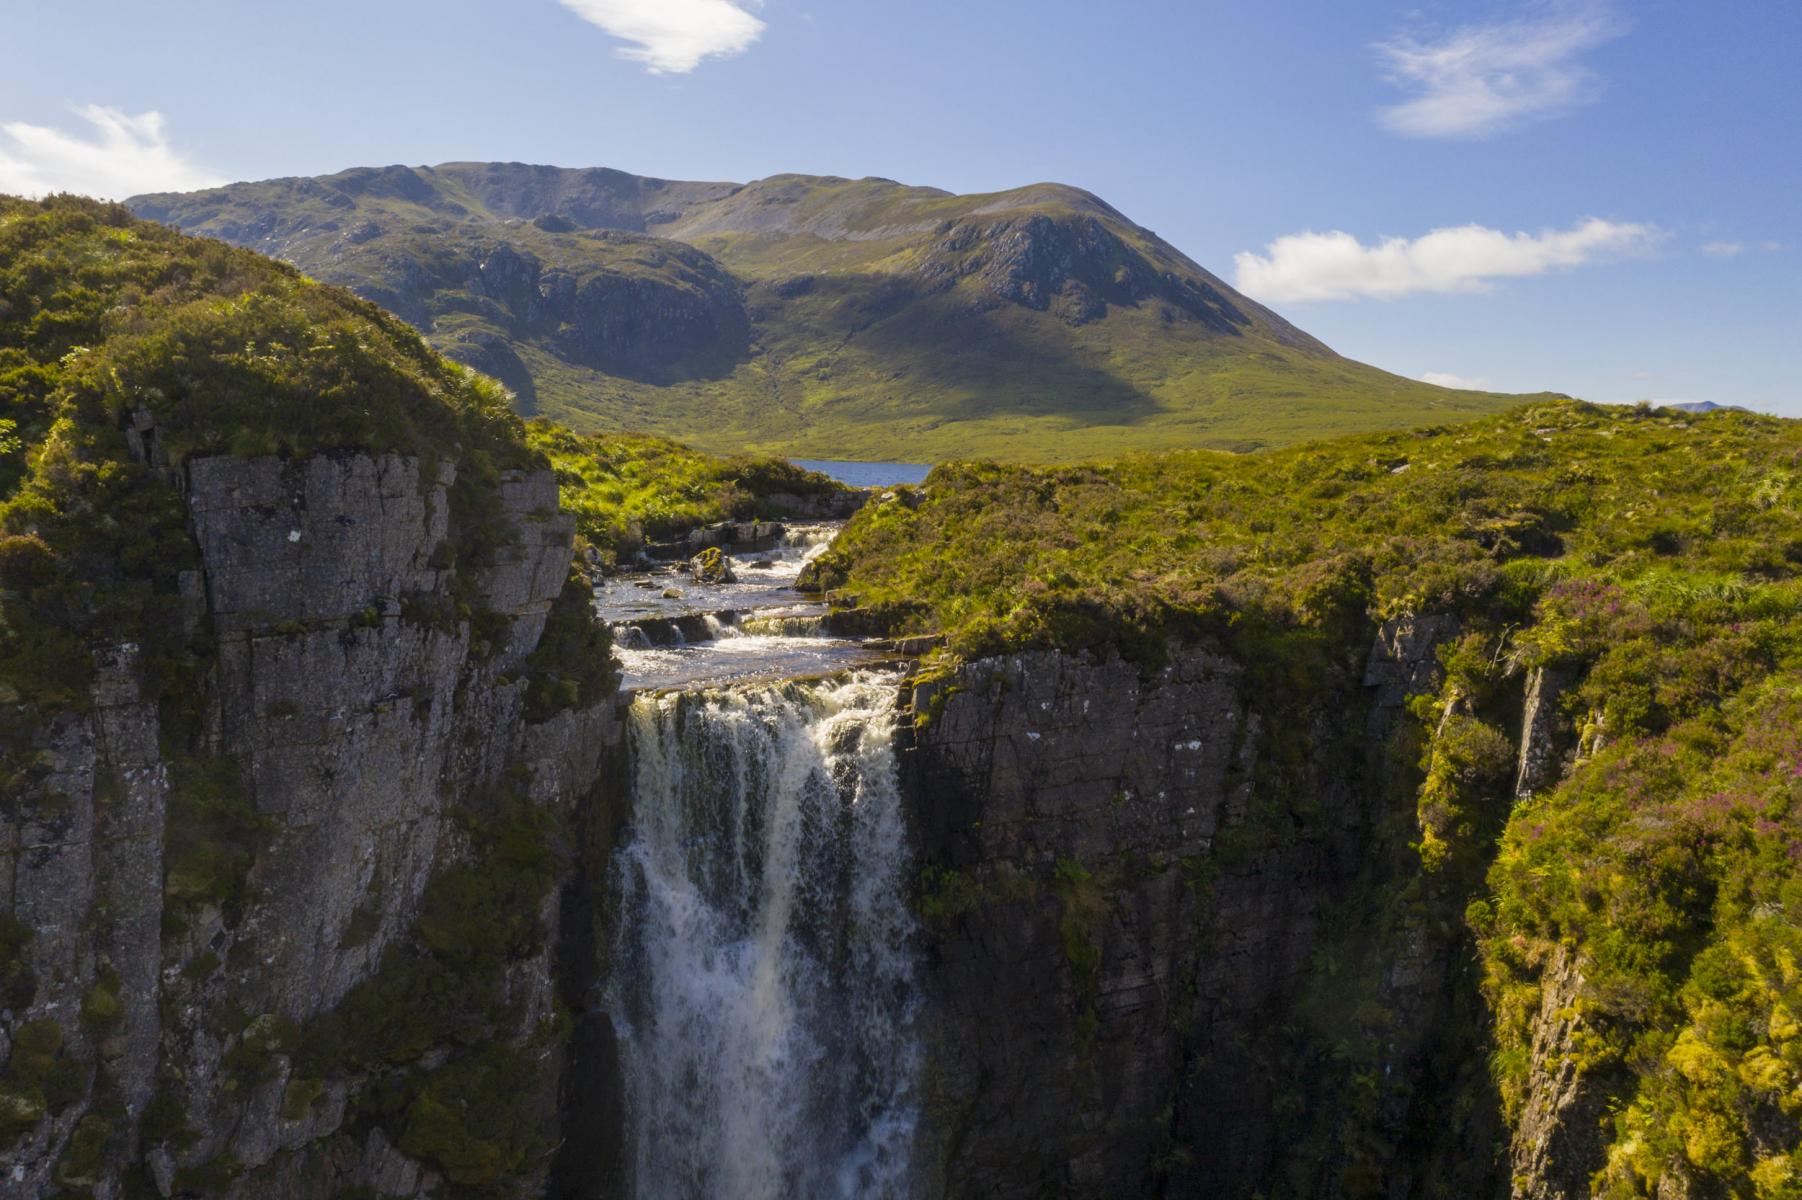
[1,0,1796,411]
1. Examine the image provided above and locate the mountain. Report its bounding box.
[131,163,1534,461]
[1662,400,1743,414]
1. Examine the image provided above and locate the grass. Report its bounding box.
[130,164,1539,462]
[524,420,849,564]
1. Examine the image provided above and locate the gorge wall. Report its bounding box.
[4,470,1599,1199]
[900,627,1553,1199]
[1,447,621,1198]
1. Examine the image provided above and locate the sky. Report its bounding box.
[0,0,1796,412]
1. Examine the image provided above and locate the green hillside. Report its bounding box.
[131,164,1542,461]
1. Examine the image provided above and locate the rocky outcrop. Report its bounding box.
[917,212,1260,336]
[1514,665,1575,799]
[374,232,752,384]
[0,448,1609,1200]
[1510,948,1618,1199]
[0,452,619,1198]
[1364,613,1462,732]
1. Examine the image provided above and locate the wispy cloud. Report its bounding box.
[1422,372,1494,391]
[558,0,766,74]
[0,106,221,200]
[1701,239,1786,258]
[1376,3,1626,139]
[1234,217,1659,303]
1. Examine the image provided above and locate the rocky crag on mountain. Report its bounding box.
[129,164,1535,462]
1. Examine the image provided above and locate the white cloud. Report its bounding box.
[1233,217,1659,303]
[1376,3,1626,138]
[558,0,765,74]
[0,105,221,200]
[1422,372,1493,390]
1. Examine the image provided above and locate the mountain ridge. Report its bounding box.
[131,162,1538,460]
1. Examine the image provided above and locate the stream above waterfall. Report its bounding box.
[597,521,889,691]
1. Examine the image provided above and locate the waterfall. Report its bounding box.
[701,614,743,640]
[737,613,829,638]
[609,671,921,1200]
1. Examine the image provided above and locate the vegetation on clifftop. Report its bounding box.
[525,420,848,564]
[816,398,1802,1196]
[809,400,1802,659]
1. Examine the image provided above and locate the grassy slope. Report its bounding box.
[524,420,849,564]
[131,165,1538,462]
[813,398,1802,1195]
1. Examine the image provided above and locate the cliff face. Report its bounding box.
[901,622,1533,1199]
[1,448,619,1197]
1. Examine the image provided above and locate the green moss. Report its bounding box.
[337,898,382,952]
[521,567,615,722]
[0,1017,85,1136]
[292,797,562,1191]
[278,1077,324,1122]
[162,758,269,913]
[169,1156,242,1193]
[53,1114,110,1186]
[1053,858,1106,1052]
[916,866,983,928]
[395,1045,543,1188]
[0,1085,44,1147]
[79,968,123,1035]
[0,912,36,1011]
[399,591,460,636]
[223,1013,300,1091]
[139,1081,193,1146]
[179,950,221,982]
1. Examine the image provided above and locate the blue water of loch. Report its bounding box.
[791,460,930,487]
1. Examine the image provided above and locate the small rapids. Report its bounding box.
[608,672,922,1200]
[599,522,883,692]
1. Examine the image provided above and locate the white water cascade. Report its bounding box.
[609,671,922,1200]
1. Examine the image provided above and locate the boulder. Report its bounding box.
[689,546,737,584]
